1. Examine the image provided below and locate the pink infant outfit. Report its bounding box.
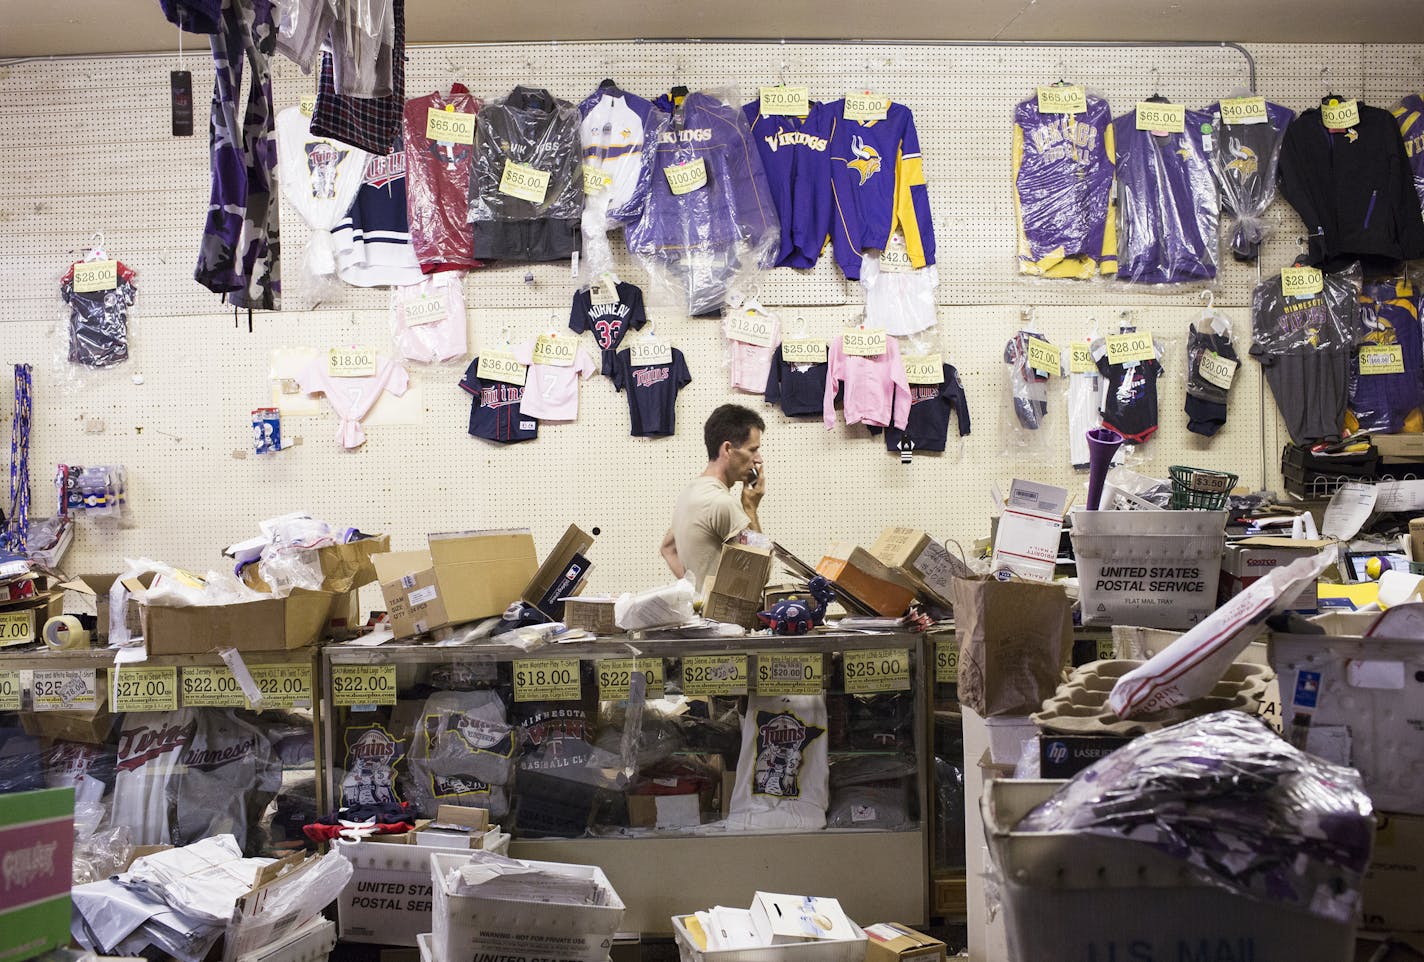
[512,338,595,421]
[299,354,410,448]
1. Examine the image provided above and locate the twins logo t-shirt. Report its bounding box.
[460,357,538,443]
[610,346,692,437]
[569,281,647,374]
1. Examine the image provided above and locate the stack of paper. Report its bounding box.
[447,851,612,905]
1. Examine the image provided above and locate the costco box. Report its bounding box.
[563,598,617,635]
[373,551,448,639]
[430,529,538,626]
[523,525,595,619]
[869,528,957,607]
[129,580,337,655]
[817,544,917,617]
[1361,812,1424,932]
[863,923,946,962]
[1221,537,1324,613]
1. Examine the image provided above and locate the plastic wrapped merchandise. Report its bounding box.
[1348,277,1424,434]
[1393,92,1424,210]
[1061,335,1104,468]
[1185,306,1242,437]
[405,689,516,819]
[390,271,468,364]
[61,258,135,370]
[1012,86,1118,278]
[1112,105,1219,285]
[402,85,483,274]
[1208,98,1295,261]
[614,575,696,631]
[626,87,779,317]
[467,87,583,263]
[727,695,829,830]
[1092,331,1165,444]
[1001,326,1060,458]
[859,251,939,335]
[1250,263,1363,446]
[275,105,369,300]
[577,84,670,276]
[1017,711,1374,924]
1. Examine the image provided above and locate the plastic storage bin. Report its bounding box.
[670,914,868,962]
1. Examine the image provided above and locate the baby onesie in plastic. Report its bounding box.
[389,272,468,364]
[1062,343,1103,468]
[1185,310,1241,437]
[276,106,370,290]
[61,260,136,369]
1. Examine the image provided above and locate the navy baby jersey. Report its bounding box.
[460,358,538,443]
[610,347,692,437]
[878,363,971,452]
[743,100,834,268]
[1094,342,1163,442]
[764,345,831,417]
[568,281,647,375]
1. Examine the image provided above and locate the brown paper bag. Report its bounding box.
[951,575,1072,717]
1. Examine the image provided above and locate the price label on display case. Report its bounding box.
[934,640,958,684]
[514,658,581,702]
[0,611,34,647]
[597,659,666,700]
[114,666,178,712]
[32,669,97,712]
[331,664,397,706]
[842,648,911,694]
[250,664,313,709]
[182,666,247,708]
[0,670,19,711]
[682,655,748,696]
[755,653,823,696]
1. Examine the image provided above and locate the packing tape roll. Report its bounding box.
[43,615,90,651]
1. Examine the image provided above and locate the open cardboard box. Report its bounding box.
[817,543,917,617]
[124,574,338,655]
[522,525,595,619]
[869,527,958,607]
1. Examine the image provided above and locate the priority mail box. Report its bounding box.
[1221,538,1325,613]
[373,551,448,639]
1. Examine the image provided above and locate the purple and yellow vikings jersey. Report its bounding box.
[825,100,936,280]
[578,88,667,226]
[1112,108,1219,284]
[1349,278,1424,435]
[1391,94,1424,214]
[743,100,835,268]
[1012,93,1117,278]
[459,359,538,444]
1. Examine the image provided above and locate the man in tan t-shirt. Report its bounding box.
[661,404,766,590]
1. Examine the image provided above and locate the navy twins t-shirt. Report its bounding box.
[569,281,647,375]
[610,347,692,437]
[460,358,539,443]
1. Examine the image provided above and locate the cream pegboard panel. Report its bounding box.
[0,42,1420,597]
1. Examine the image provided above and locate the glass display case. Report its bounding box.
[321,630,930,933]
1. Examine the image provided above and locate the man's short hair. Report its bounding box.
[704,404,766,461]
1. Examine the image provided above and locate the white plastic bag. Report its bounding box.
[615,575,695,630]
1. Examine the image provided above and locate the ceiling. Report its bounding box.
[3,0,1423,58]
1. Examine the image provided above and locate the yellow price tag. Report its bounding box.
[1360,344,1406,375]
[532,334,576,367]
[1105,332,1155,365]
[1135,102,1186,133]
[181,666,246,708]
[73,260,118,293]
[843,92,890,122]
[934,640,958,684]
[1069,342,1095,374]
[664,159,707,195]
[682,654,748,696]
[513,658,582,702]
[1027,338,1061,376]
[1219,96,1267,125]
[1095,639,1115,661]
[756,652,824,696]
[1322,100,1360,129]
[726,311,776,348]
[582,164,613,194]
[879,246,915,274]
[328,346,377,377]
[425,107,475,145]
[0,610,34,648]
[114,665,178,712]
[1199,351,1239,390]
[499,160,551,204]
[759,86,810,116]
[629,339,673,367]
[1036,85,1087,115]
[299,95,317,117]
[842,647,911,694]
[249,664,313,708]
[842,327,886,357]
[1281,266,1324,298]
[902,354,943,385]
[478,352,527,386]
[32,669,97,712]
[597,658,666,700]
[404,296,447,327]
[331,664,397,706]
[0,670,18,711]
[782,338,828,364]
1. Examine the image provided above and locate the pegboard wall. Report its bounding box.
[1,40,1422,601]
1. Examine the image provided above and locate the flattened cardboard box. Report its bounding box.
[429,529,537,625]
[563,598,617,635]
[373,550,448,639]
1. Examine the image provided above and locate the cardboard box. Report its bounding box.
[1220,537,1325,613]
[0,590,63,648]
[1411,518,1424,564]
[373,551,448,639]
[1362,811,1424,932]
[626,794,701,829]
[523,525,595,619]
[1374,434,1424,460]
[709,544,773,602]
[58,574,125,642]
[225,850,326,962]
[429,529,538,626]
[0,788,74,962]
[128,578,337,655]
[870,528,957,607]
[704,592,763,629]
[863,923,947,962]
[816,545,917,617]
[750,892,858,944]
[410,805,490,848]
[1038,734,1133,778]
[563,598,617,635]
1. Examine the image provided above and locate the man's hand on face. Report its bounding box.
[742,463,766,508]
